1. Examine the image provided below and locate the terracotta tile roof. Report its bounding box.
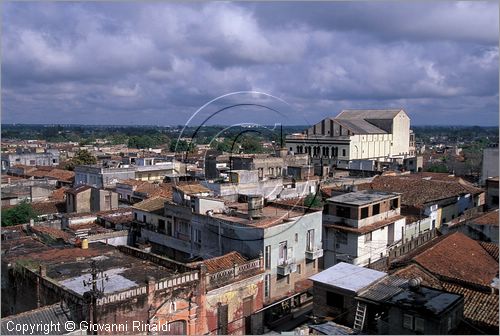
[68,222,111,235]
[442,281,499,329]
[174,183,210,195]
[412,232,498,287]
[479,241,499,262]
[135,182,173,199]
[189,251,247,273]
[30,226,73,243]
[324,215,405,234]
[117,179,146,187]
[100,212,133,225]
[414,172,463,181]
[357,175,484,207]
[32,201,66,215]
[132,196,167,213]
[49,187,68,200]
[27,168,74,182]
[471,210,499,226]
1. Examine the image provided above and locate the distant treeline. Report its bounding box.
[1,124,307,151]
[2,124,497,149]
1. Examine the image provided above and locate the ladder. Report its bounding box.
[353,301,367,332]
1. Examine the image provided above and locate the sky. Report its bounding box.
[2,1,499,126]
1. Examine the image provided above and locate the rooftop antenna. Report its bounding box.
[83,260,109,334]
[280,124,283,149]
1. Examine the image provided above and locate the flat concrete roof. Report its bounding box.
[42,243,177,295]
[327,190,399,206]
[309,262,386,293]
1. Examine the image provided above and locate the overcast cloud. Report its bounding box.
[2,1,498,126]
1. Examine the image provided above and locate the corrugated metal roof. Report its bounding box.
[1,303,73,335]
[336,118,387,134]
[309,321,356,335]
[309,262,386,293]
[358,275,408,302]
[336,109,403,120]
[132,196,168,212]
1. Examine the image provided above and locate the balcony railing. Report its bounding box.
[207,258,262,290]
[277,258,297,276]
[305,248,323,260]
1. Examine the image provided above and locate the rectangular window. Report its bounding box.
[265,245,271,269]
[167,221,173,236]
[326,292,344,309]
[192,228,201,244]
[297,264,301,274]
[134,213,138,220]
[217,304,228,335]
[306,229,314,251]
[372,203,380,215]
[365,232,372,242]
[104,195,111,210]
[414,317,424,332]
[158,219,166,234]
[143,215,147,223]
[342,149,346,157]
[264,274,271,297]
[176,219,190,239]
[278,241,287,265]
[336,231,347,245]
[336,206,351,218]
[360,207,369,219]
[403,314,413,330]
[243,296,253,317]
[391,198,399,209]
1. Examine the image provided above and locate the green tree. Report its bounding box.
[170,139,194,153]
[64,149,97,170]
[304,193,323,208]
[426,163,449,173]
[1,201,38,226]
[211,139,233,153]
[240,136,264,153]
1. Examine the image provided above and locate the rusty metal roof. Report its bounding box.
[1,302,73,335]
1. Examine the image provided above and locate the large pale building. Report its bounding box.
[286,109,413,170]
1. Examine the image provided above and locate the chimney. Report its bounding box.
[39,264,47,277]
[146,276,155,295]
[247,195,264,219]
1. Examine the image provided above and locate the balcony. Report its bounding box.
[277,258,297,276]
[305,248,323,260]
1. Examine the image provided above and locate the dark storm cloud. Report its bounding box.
[1,1,498,126]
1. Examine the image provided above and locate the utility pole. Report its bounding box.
[83,261,109,335]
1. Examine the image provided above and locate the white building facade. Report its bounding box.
[285,109,412,170]
[322,190,405,267]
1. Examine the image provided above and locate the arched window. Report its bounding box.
[166,320,186,335]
